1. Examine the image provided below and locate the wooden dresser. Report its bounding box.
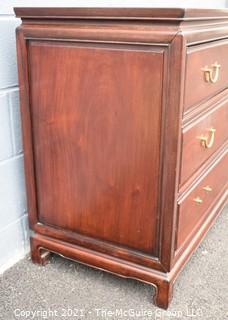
[15,7,228,308]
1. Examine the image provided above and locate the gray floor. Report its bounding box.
[0,208,227,320]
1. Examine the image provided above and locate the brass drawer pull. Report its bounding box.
[199,128,216,149]
[203,186,212,192]
[193,196,203,204]
[202,62,221,83]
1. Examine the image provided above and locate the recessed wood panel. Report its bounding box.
[28,41,164,255]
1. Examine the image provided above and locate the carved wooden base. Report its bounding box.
[29,199,227,309]
[154,280,174,309]
[30,238,51,265]
[30,234,174,309]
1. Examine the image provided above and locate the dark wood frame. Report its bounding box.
[15,8,228,309]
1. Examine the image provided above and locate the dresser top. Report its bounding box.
[14,7,228,21]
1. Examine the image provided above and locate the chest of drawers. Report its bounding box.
[15,7,228,308]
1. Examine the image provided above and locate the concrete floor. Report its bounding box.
[0,207,227,320]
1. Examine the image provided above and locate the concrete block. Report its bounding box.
[0,93,13,161]
[9,89,23,154]
[0,17,20,89]
[0,214,29,274]
[0,155,27,230]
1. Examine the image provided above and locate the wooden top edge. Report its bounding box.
[14,7,228,21]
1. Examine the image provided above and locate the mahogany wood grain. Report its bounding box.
[28,41,163,255]
[174,187,227,263]
[14,7,228,21]
[15,7,228,309]
[158,33,186,271]
[20,23,179,46]
[15,8,228,46]
[177,153,228,248]
[180,97,228,185]
[15,28,38,228]
[30,233,174,309]
[180,20,228,45]
[184,40,228,110]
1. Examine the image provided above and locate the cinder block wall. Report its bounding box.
[0,16,28,273]
[0,0,227,273]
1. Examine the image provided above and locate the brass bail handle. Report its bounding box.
[200,128,216,149]
[202,62,221,83]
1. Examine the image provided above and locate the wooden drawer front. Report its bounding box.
[176,153,228,249]
[180,99,228,185]
[184,40,228,110]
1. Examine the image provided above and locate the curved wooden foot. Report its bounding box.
[30,234,174,308]
[153,280,173,309]
[30,237,51,265]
